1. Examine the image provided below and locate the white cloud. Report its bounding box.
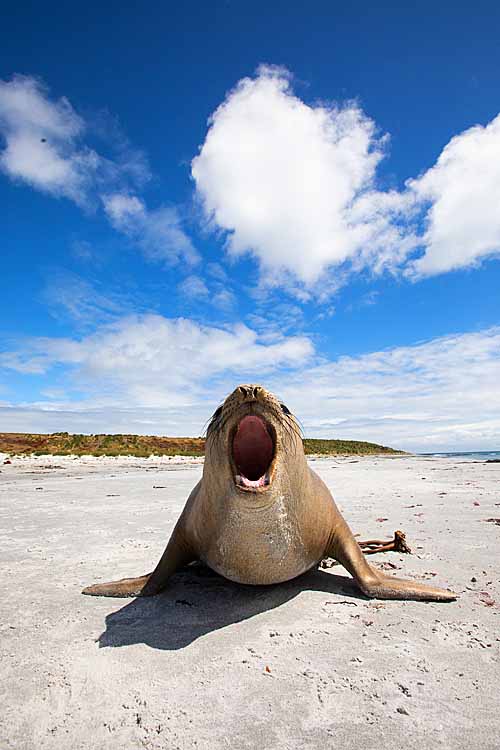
[268,327,500,452]
[407,114,500,276]
[192,65,500,290]
[2,321,499,450]
[103,193,198,266]
[192,66,416,290]
[212,289,236,311]
[176,271,237,311]
[0,75,97,204]
[246,302,304,341]
[103,193,145,225]
[177,274,209,299]
[0,75,150,207]
[1,315,314,410]
[42,270,128,326]
[206,262,229,282]
[0,75,196,265]
[0,403,211,438]
[7,68,500,291]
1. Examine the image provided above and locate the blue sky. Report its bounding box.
[1,1,500,451]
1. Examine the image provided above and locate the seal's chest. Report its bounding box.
[204,500,315,585]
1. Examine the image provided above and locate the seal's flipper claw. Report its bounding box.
[82,574,154,598]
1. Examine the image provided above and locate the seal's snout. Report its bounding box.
[232,415,275,490]
[236,384,264,402]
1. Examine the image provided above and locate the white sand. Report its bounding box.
[0,453,499,749]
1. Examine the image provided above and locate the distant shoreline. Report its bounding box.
[419,450,500,461]
[2,433,498,461]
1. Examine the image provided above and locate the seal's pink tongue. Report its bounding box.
[233,415,273,481]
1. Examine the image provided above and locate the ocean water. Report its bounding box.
[420,450,500,461]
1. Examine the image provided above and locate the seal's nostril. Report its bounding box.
[253,386,260,399]
[238,385,248,397]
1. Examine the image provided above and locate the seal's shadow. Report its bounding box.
[98,564,366,651]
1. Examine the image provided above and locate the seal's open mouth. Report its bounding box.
[232,415,275,490]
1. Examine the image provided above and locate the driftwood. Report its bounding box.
[357,529,411,555]
[319,529,411,568]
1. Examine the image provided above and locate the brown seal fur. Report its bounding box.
[82,385,456,601]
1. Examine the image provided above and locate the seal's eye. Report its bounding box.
[280,403,292,416]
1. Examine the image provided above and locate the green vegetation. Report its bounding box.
[303,438,403,455]
[0,432,403,457]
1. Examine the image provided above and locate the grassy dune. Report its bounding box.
[0,432,404,457]
[303,438,404,456]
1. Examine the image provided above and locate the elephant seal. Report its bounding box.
[83,384,456,601]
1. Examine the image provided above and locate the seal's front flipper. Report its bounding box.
[326,517,456,602]
[82,574,153,597]
[356,572,457,601]
[82,518,195,598]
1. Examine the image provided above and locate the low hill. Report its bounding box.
[0,432,404,457]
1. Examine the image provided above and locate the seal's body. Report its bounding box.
[83,385,456,601]
[187,473,330,586]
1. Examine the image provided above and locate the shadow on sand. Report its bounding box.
[97,564,367,651]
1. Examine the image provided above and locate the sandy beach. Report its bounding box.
[0,453,499,749]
